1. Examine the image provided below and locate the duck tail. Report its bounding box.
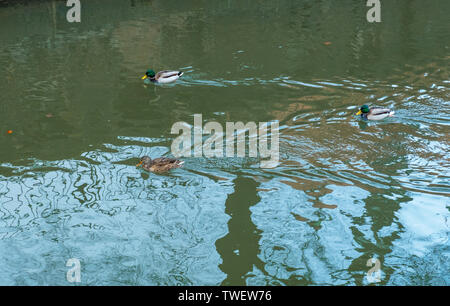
[389,111,395,117]
[178,71,184,77]
[176,160,184,167]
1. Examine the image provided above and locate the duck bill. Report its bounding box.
[136,161,143,167]
[356,110,362,115]
[141,75,148,80]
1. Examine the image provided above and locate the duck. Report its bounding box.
[356,105,395,121]
[136,156,184,173]
[141,69,183,84]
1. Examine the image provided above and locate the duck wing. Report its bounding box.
[368,107,395,120]
[156,70,183,79]
[152,157,184,167]
[147,157,184,173]
[369,107,392,115]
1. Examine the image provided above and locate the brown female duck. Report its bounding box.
[136,156,184,173]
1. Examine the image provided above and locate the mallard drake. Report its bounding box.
[136,156,184,173]
[356,105,395,121]
[141,69,183,84]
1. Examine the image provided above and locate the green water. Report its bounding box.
[0,0,449,285]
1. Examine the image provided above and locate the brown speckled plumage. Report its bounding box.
[136,156,184,173]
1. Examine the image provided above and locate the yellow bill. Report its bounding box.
[136,161,143,167]
[141,75,147,80]
[356,110,362,115]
